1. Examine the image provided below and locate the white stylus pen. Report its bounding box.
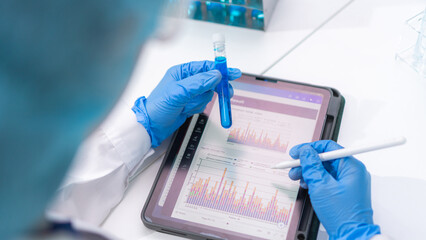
[271,137,407,169]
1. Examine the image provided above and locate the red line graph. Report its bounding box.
[186,168,293,224]
[227,123,289,153]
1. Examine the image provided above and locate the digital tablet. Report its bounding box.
[142,74,344,240]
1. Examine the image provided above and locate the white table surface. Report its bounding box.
[264,0,426,239]
[101,0,426,239]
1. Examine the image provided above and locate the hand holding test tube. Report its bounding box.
[213,33,232,128]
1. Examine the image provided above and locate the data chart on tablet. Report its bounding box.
[165,80,324,240]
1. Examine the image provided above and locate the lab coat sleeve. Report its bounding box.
[47,99,156,226]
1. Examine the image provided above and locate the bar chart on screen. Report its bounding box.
[227,123,290,153]
[176,146,298,229]
[185,168,293,225]
[223,106,296,154]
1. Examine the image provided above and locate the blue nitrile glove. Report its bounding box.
[132,60,241,147]
[288,140,381,240]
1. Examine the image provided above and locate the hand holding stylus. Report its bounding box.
[285,139,399,239]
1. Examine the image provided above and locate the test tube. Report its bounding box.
[232,0,246,5]
[213,33,232,128]
[229,5,247,27]
[206,2,227,24]
[188,1,202,20]
[249,0,263,9]
[251,9,264,30]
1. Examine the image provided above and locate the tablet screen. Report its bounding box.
[143,75,331,240]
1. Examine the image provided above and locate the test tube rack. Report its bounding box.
[186,0,278,30]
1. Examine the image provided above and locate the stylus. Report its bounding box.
[271,137,407,169]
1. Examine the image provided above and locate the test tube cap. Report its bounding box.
[212,33,225,43]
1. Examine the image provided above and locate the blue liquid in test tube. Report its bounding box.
[229,5,247,27]
[213,33,232,128]
[251,9,264,30]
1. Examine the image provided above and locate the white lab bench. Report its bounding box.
[101,0,426,239]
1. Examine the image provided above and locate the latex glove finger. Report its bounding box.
[289,142,312,159]
[310,141,345,179]
[290,140,342,178]
[168,70,221,105]
[182,91,214,114]
[297,145,334,188]
[177,60,241,80]
[337,156,369,182]
[183,84,233,116]
[288,167,308,189]
[288,167,302,180]
[290,140,341,159]
[185,102,210,116]
[167,61,214,80]
[227,68,242,81]
[171,60,241,80]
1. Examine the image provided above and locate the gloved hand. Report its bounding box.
[132,60,241,147]
[288,140,381,240]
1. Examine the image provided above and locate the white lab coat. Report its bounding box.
[46,98,159,239]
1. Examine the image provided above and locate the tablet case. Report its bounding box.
[141,74,345,240]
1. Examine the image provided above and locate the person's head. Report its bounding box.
[0,1,167,238]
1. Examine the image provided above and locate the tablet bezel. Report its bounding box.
[142,74,332,240]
